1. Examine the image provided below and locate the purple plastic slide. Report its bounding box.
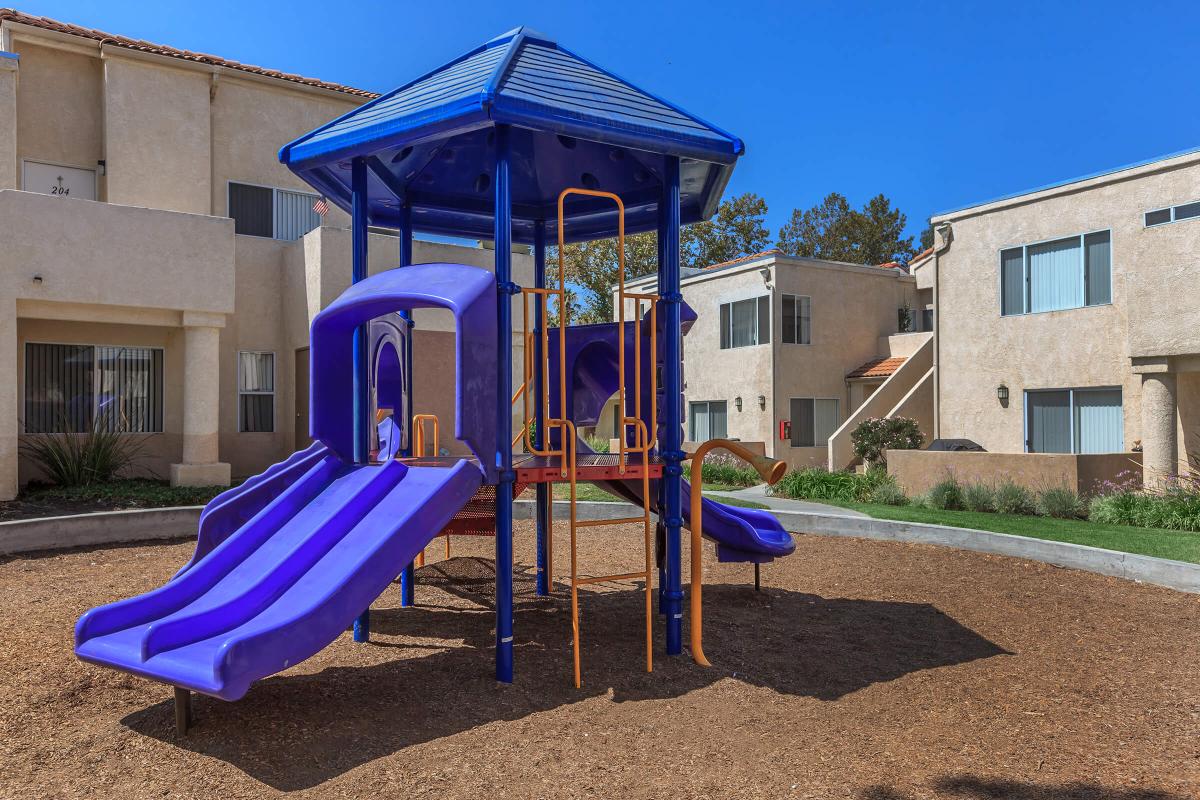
[76,262,499,700]
[547,311,795,563]
[76,458,481,700]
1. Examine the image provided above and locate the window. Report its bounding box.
[238,352,275,433]
[24,343,163,433]
[1145,200,1200,227]
[688,401,727,442]
[1025,387,1122,454]
[782,294,811,344]
[999,230,1111,315]
[228,182,322,240]
[789,398,839,447]
[921,307,934,332]
[719,296,770,349]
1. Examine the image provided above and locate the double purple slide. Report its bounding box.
[75,264,497,701]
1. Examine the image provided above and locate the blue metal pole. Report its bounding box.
[350,157,372,643]
[659,156,684,656]
[532,225,549,596]
[493,124,515,682]
[656,202,667,614]
[398,201,416,608]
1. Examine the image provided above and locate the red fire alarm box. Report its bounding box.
[779,420,791,441]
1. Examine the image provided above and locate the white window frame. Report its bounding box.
[227,180,321,241]
[1022,386,1123,454]
[789,397,840,448]
[237,350,276,433]
[998,228,1112,317]
[782,293,812,345]
[1144,199,1200,228]
[718,294,770,350]
[22,341,165,434]
[688,400,728,442]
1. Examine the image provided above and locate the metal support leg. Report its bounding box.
[754,563,761,592]
[494,124,515,683]
[174,687,192,736]
[350,157,372,642]
[353,611,370,642]
[400,563,415,607]
[533,225,550,597]
[659,156,684,656]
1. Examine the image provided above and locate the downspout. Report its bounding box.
[931,222,953,440]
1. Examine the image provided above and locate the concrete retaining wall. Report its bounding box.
[0,507,201,555]
[887,449,1142,496]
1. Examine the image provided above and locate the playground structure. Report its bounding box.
[73,27,796,731]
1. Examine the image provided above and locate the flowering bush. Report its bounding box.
[850,417,924,468]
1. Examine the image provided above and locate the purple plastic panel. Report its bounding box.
[310,262,497,481]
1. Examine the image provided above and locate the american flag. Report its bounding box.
[312,196,330,217]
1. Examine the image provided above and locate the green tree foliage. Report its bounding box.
[919,223,935,252]
[777,192,916,266]
[549,193,770,324]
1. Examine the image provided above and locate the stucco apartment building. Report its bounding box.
[0,11,533,500]
[926,147,1200,487]
[612,251,929,469]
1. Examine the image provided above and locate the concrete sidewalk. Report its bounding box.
[709,483,869,517]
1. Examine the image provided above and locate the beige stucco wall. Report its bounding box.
[620,256,917,469]
[12,42,102,194]
[103,54,211,214]
[932,154,1200,458]
[0,53,19,190]
[772,259,917,468]
[887,449,1142,497]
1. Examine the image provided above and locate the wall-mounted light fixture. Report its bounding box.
[996,384,1009,404]
[32,274,43,284]
[757,395,766,410]
[734,396,743,412]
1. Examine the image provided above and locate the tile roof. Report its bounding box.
[702,248,782,270]
[846,356,906,380]
[0,8,377,98]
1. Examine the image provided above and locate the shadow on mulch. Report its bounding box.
[121,556,1010,791]
[861,775,1190,800]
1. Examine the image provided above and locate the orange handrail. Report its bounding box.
[412,414,440,458]
[684,441,788,666]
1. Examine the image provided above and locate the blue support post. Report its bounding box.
[397,201,416,608]
[533,225,550,596]
[656,204,667,614]
[493,125,515,682]
[658,156,684,656]
[350,157,372,643]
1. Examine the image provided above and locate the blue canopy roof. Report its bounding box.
[279,27,744,244]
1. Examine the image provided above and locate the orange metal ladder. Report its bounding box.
[513,187,659,687]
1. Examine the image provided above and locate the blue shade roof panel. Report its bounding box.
[279,27,744,244]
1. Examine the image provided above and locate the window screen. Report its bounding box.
[688,401,727,442]
[789,398,839,447]
[275,189,322,241]
[782,294,811,344]
[229,183,274,237]
[719,296,770,349]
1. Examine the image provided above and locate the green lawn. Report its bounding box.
[820,500,1200,564]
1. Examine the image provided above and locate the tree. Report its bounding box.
[775,192,858,261]
[549,192,770,323]
[682,192,771,268]
[919,223,935,252]
[777,192,917,265]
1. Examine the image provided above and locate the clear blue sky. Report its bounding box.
[15,0,1200,243]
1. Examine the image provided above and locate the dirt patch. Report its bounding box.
[0,522,1196,799]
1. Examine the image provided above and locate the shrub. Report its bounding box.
[20,417,145,487]
[1036,486,1087,519]
[772,468,862,502]
[926,476,964,510]
[866,479,909,506]
[1089,489,1200,532]
[994,481,1036,515]
[850,417,925,468]
[962,483,996,513]
[700,450,761,487]
[583,434,610,454]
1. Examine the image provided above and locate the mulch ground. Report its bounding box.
[1,522,1197,799]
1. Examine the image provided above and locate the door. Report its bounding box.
[294,347,310,449]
